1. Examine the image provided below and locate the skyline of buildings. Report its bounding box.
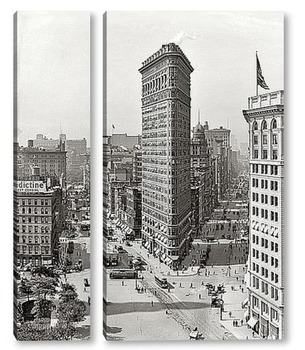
[104,32,283,339]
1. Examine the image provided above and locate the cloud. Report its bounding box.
[168,31,196,45]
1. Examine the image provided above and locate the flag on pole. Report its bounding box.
[256,53,270,90]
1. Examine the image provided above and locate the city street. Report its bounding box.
[104,226,257,341]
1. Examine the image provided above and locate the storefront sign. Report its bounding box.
[15,180,46,193]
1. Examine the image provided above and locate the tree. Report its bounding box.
[17,319,76,341]
[59,283,78,303]
[57,298,86,323]
[18,278,34,301]
[31,276,58,300]
[31,266,60,281]
[31,298,54,319]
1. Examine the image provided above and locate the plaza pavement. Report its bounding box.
[121,239,259,341]
[105,274,189,341]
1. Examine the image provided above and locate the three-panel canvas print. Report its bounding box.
[13,11,284,341]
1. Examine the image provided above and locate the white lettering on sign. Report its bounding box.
[15,181,46,193]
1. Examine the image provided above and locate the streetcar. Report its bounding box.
[109,269,138,279]
[154,275,168,288]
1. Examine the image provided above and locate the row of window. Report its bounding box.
[18,216,50,224]
[253,133,278,146]
[252,164,279,175]
[17,246,50,255]
[18,225,50,233]
[252,178,279,191]
[252,206,279,221]
[252,119,278,131]
[20,208,50,214]
[252,296,280,321]
[19,199,50,206]
[18,235,50,244]
[252,149,278,160]
[252,274,279,291]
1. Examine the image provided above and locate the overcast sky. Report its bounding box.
[16,11,90,146]
[106,11,284,145]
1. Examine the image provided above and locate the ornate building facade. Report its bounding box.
[139,43,193,269]
[243,90,284,339]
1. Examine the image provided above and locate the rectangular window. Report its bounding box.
[272,134,278,145]
[262,135,268,145]
[272,150,278,160]
[262,149,268,159]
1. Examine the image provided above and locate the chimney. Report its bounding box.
[28,140,34,148]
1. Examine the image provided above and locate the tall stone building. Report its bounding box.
[139,43,193,269]
[243,90,284,339]
[190,121,217,236]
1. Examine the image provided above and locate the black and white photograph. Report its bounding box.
[13,11,91,340]
[103,11,284,341]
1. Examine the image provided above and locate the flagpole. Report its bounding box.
[255,51,258,96]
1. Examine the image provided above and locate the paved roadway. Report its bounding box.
[106,226,243,340]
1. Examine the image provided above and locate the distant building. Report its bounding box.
[190,121,217,236]
[132,148,142,183]
[30,134,89,184]
[243,90,284,339]
[110,133,141,150]
[204,122,231,150]
[125,185,142,239]
[203,121,232,200]
[16,140,66,188]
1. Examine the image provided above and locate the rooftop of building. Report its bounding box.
[139,42,193,72]
[246,89,284,110]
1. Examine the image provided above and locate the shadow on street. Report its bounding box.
[104,300,210,316]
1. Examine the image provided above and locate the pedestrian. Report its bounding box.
[201,281,204,286]
[242,287,244,293]
[121,281,124,286]
[241,320,243,326]
[88,296,90,305]
[180,282,182,288]
[229,311,232,318]
[190,283,193,288]
[151,300,154,307]
[252,331,255,337]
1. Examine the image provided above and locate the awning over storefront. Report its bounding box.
[247,317,258,328]
[242,297,249,307]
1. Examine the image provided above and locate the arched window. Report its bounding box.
[271,118,277,129]
[252,121,258,130]
[262,120,267,130]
